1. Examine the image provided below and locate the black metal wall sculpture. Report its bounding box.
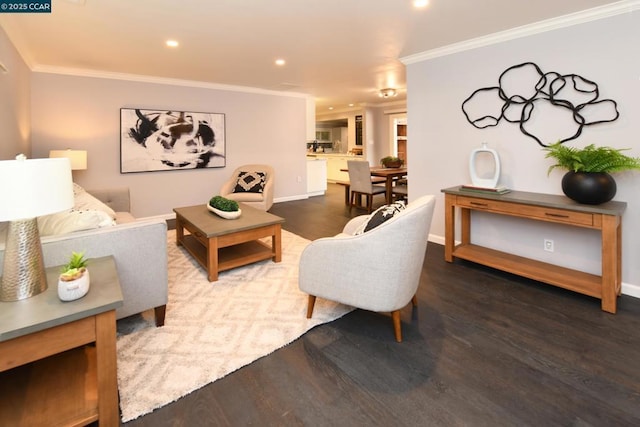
[461,62,619,147]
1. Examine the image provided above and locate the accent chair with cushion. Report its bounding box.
[347,160,386,213]
[220,164,274,211]
[299,195,436,342]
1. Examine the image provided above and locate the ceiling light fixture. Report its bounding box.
[379,88,398,98]
[166,40,179,48]
[275,59,286,66]
[413,0,429,8]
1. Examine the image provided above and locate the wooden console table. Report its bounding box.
[0,256,123,426]
[442,186,626,313]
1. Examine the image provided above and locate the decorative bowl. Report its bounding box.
[207,204,242,219]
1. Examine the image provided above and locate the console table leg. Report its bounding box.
[444,194,455,262]
[601,214,620,314]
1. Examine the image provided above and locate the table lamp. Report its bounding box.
[49,149,88,171]
[0,155,74,301]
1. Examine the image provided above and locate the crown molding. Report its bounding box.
[31,64,312,100]
[401,0,640,65]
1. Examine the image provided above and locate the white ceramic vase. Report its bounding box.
[469,142,501,188]
[58,269,90,301]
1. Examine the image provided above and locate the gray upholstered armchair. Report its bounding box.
[220,164,274,211]
[299,195,436,342]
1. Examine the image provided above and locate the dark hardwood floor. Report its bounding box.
[124,184,640,426]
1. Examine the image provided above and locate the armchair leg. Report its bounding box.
[391,310,402,342]
[154,305,167,327]
[306,295,317,318]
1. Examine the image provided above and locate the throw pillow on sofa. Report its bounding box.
[354,201,406,235]
[233,171,266,193]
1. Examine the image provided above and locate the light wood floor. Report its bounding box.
[123,184,640,426]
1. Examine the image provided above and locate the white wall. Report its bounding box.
[0,26,30,159]
[29,72,310,217]
[406,11,640,294]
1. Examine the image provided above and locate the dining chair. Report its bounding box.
[393,178,408,202]
[347,160,386,213]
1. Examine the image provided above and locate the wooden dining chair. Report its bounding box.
[347,160,386,213]
[393,178,408,202]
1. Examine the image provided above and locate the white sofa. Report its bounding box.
[0,188,168,326]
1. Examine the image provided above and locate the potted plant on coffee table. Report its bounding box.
[58,251,90,301]
[544,142,640,204]
[208,195,242,219]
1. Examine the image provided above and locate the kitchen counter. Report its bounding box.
[306,153,362,158]
[307,154,367,182]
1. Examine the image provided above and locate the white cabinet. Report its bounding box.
[325,156,366,182]
[306,158,327,196]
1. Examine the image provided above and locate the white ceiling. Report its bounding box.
[0,0,625,112]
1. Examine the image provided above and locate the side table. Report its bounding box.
[0,255,123,426]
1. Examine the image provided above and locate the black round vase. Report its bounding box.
[561,171,616,204]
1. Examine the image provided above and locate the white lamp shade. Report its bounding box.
[49,149,88,170]
[0,157,74,221]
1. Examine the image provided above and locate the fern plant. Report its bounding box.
[544,142,640,175]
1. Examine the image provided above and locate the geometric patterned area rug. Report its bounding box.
[116,229,353,422]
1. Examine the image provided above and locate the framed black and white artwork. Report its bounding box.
[120,108,226,173]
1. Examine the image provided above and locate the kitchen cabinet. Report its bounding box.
[307,158,327,196]
[320,155,366,182]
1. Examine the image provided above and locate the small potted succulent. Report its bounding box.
[58,251,90,301]
[381,156,404,168]
[207,195,242,219]
[544,142,640,204]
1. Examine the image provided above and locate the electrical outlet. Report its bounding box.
[544,239,554,252]
[296,175,302,183]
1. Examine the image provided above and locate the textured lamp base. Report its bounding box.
[0,218,48,301]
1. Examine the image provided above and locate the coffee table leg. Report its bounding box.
[273,224,282,263]
[207,236,219,282]
[176,216,184,246]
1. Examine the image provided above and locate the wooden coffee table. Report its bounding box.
[173,204,285,281]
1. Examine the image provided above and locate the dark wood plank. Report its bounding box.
[124,184,640,426]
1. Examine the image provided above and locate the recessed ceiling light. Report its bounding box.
[328,107,334,110]
[166,40,179,48]
[275,58,286,66]
[413,0,429,8]
[348,103,354,107]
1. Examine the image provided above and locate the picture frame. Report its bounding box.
[120,108,226,173]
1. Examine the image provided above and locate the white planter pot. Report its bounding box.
[58,269,90,301]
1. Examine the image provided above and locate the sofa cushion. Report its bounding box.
[37,209,115,236]
[354,201,406,235]
[73,183,117,219]
[233,171,266,193]
[225,192,264,202]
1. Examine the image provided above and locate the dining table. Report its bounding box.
[341,166,408,205]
